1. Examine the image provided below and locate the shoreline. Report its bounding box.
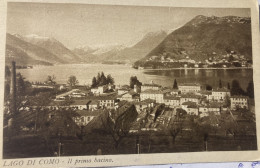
[139,67,253,71]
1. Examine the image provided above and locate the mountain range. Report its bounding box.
[73,30,167,64]
[135,15,252,66]
[5,15,252,67]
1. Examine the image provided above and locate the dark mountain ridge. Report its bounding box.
[134,15,252,66]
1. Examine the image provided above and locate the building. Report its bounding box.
[70,100,90,110]
[141,82,161,91]
[107,84,115,90]
[134,85,141,93]
[230,96,249,110]
[70,91,86,98]
[133,99,156,113]
[181,101,199,115]
[98,96,117,109]
[87,100,99,111]
[211,88,230,102]
[197,90,213,101]
[164,96,180,107]
[140,89,165,103]
[74,110,102,126]
[119,91,140,102]
[170,89,180,95]
[91,85,108,95]
[179,94,201,105]
[199,103,221,117]
[178,83,201,94]
[117,88,130,95]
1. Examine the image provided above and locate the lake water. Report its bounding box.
[17,64,253,90]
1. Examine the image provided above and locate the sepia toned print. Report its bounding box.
[1,0,260,167]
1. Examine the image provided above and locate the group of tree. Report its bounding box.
[205,79,254,99]
[129,76,142,89]
[230,79,254,98]
[45,75,56,85]
[92,72,114,88]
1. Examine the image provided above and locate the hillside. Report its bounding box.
[73,31,167,64]
[6,33,66,66]
[134,15,252,66]
[100,31,168,63]
[17,34,83,64]
[5,44,52,66]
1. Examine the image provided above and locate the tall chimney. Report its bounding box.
[10,61,16,114]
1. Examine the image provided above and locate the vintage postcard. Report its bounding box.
[0,0,259,167]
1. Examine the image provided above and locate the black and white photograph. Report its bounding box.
[1,0,260,167]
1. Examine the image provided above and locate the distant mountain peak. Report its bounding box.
[25,34,50,39]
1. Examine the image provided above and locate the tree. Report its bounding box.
[96,73,101,85]
[45,75,56,85]
[227,82,231,90]
[246,80,254,98]
[106,74,115,85]
[67,76,78,89]
[219,79,222,88]
[231,80,245,96]
[205,84,213,91]
[91,77,97,88]
[130,76,142,89]
[101,104,138,150]
[167,117,183,144]
[173,79,178,89]
[100,72,107,85]
[224,94,231,107]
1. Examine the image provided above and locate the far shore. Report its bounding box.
[140,67,253,71]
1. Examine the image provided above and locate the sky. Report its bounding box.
[7,2,250,49]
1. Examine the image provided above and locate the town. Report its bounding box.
[3,61,256,158]
[134,50,253,69]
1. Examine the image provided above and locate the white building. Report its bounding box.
[164,96,180,107]
[180,94,201,105]
[70,100,90,110]
[98,96,116,109]
[91,85,108,95]
[181,101,199,115]
[211,88,230,102]
[140,89,165,103]
[141,82,161,92]
[230,96,249,110]
[178,83,201,94]
[199,103,221,117]
[119,91,140,102]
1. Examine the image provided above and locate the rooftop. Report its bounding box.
[230,95,249,99]
[142,83,161,87]
[180,94,201,99]
[198,90,212,95]
[142,98,156,103]
[71,100,91,105]
[182,101,197,106]
[187,104,198,108]
[88,100,99,105]
[212,88,230,92]
[164,96,180,100]
[179,83,201,87]
[76,110,103,116]
[141,89,166,94]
